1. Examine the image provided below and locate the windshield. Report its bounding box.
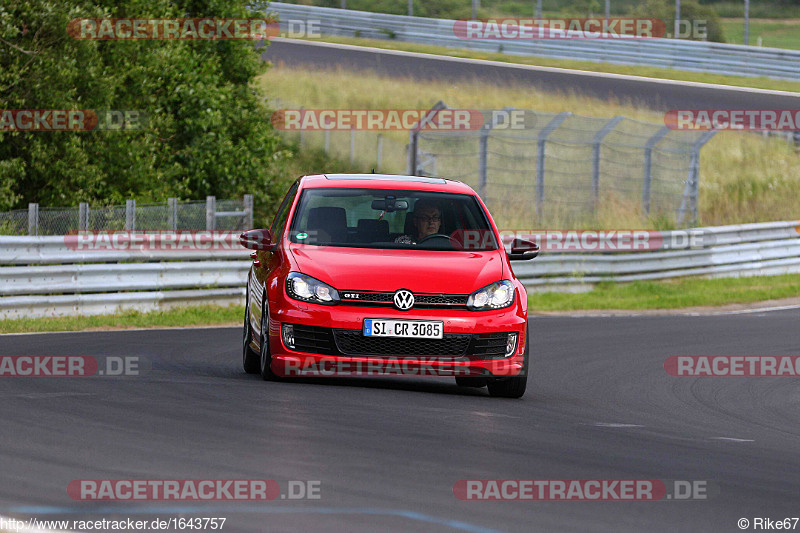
[288,188,498,251]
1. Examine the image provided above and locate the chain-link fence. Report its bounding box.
[410,103,716,227]
[270,98,716,227]
[269,98,411,174]
[0,196,253,236]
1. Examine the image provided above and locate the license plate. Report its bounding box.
[363,319,443,339]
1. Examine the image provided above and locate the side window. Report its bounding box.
[269,182,299,242]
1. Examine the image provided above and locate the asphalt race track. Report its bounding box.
[1,309,799,532]
[262,39,800,111]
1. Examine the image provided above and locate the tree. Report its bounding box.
[0,0,291,214]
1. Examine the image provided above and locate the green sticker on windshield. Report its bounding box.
[297,232,308,240]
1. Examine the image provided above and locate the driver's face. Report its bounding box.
[414,205,441,240]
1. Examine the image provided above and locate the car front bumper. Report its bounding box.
[267,294,528,378]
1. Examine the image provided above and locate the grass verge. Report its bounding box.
[287,35,800,93]
[0,304,243,335]
[529,273,800,311]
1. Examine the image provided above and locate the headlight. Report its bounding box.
[467,280,515,311]
[286,272,340,305]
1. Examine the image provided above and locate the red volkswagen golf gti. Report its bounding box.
[240,174,538,398]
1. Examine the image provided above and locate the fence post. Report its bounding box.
[377,134,383,170]
[591,116,624,213]
[79,202,89,231]
[324,130,331,153]
[478,125,490,199]
[408,101,447,175]
[677,130,717,225]
[407,130,418,175]
[298,107,305,146]
[167,198,178,230]
[536,112,571,219]
[350,129,355,165]
[642,126,670,216]
[206,196,216,231]
[244,194,254,229]
[125,199,136,231]
[27,203,38,236]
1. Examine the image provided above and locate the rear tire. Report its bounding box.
[242,292,260,374]
[259,298,281,381]
[487,324,530,399]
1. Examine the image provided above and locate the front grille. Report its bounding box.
[416,294,467,306]
[292,324,337,355]
[468,332,510,358]
[286,325,513,359]
[333,330,471,356]
[339,291,468,310]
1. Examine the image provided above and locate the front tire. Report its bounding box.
[242,292,260,374]
[259,297,281,381]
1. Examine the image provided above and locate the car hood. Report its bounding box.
[288,245,504,294]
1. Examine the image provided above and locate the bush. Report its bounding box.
[628,0,726,42]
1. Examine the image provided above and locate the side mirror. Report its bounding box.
[239,229,276,251]
[507,238,539,261]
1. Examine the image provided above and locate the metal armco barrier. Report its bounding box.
[0,220,798,318]
[267,3,800,81]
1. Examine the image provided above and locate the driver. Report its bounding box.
[394,200,442,244]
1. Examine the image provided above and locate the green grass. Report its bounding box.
[713,2,800,19]
[290,35,800,93]
[528,273,800,310]
[0,304,243,335]
[721,18,800,49]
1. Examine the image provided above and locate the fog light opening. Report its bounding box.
[282,324,295,350]
[505,332,518,357]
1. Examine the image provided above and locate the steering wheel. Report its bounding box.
[418,233,452,244]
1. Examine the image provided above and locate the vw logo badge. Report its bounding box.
[393,289,415,311]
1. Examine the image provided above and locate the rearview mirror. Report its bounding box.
[371,199,409,212]
[239,229,276,251]
[507,238,539,261]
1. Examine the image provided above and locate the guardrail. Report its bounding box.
[267,3,800,82]
[0,220,798,318]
